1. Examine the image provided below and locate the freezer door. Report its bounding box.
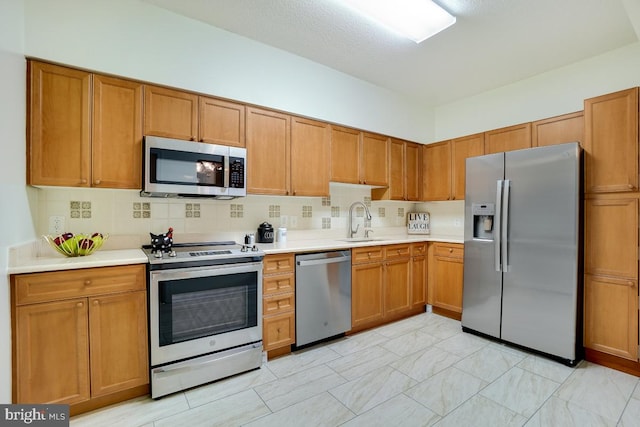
[501,143,580,360]
[462,153,504,338]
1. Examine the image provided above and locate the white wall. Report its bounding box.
[0,0,34,404]
[23,0,434,143]
[434,42,640,141]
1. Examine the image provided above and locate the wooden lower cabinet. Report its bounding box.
[411,243,427,310]
[351,261,384,328]
[584,274,638,361]
[11,264,148,414]
[429,243,464,319]
[262,253,295,358]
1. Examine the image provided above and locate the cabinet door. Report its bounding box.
[361,132,389,186]
[585,88,639,193]
[15,298,90,404]
[263,312,295,351]
[246,107,291,195]
[92,75,143,189]
[411,254,427,309]
[28,61,91,186]
[388,139,406,200]
[532,111,584,148]
[422,141,452,201]
[584,274,638,360]
[433,255,464,314]
[199,96,245,147]
[351,262,384,328]
[144,85,198,141]
[484,122,531,154]
[291,116,330,196]
[451,133,484,200]
[89,291,148,397]
[405,142,422,201]
[384,258,411,316]
[330,125,360,184]
[585,198,638,279]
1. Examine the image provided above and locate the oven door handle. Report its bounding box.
[297,257,350,267]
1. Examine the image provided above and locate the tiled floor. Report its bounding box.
[71,313,640,426]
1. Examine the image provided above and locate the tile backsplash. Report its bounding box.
[33,184,461,243]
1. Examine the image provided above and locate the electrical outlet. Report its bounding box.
[48,216,65,235]
[280,215,288,227]
[290,216,298,228]
[454,218,462,227]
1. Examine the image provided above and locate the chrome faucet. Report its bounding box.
[348,201,372,238]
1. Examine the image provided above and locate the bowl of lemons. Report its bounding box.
[44,232,108,257]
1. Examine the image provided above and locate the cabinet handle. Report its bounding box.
[80,179,87,184]
[84,280,91,286]
[93,300,99,306]
[190,136,196,141]
[628,184,635,189]
[449,248,453,253]
[94,179,101,185]
[452,196,456,200]
[76,302,83,308]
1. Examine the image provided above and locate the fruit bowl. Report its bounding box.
[44,233,109,257]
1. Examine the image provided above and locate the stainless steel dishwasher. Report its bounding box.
[295,250,351,347]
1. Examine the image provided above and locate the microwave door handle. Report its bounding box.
[224,155,230,188]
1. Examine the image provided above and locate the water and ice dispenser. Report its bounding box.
[472,203,495,240]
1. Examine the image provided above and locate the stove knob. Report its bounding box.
[252,245,259,252]
[169,250,177,257]
[154,252,162,258]
[241,245,248,252]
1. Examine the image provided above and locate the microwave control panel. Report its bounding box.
[229,157,245,188]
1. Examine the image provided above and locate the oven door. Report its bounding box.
[149,261,262,367]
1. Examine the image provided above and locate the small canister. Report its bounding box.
[244,233,255,245]
[276,227,287,244]
[257,222,274,243]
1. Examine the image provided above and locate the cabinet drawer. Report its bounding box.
[434,243,464,259]
[13,265,146,305]
[263,312,295,351]
[411,243,427,256]
[351,246,383,264]
[263,254,295,275]
[384,244,411,260]
[263,292,295,316]
[263,273,294,295]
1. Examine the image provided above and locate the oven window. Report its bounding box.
[158,271,258,346]
[150,148,225,187]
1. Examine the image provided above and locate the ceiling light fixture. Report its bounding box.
[340,0,456,43]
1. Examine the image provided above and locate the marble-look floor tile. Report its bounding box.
[435,332,488,358]
[405,367,486,416]
[254,364,347,412]
[524,396,616,427]
[619,397,640,427]
[341,394,440,427]
[480,367,560,417]
[328,330,389,356]
[325,345,400,381]
[381,329,440,357]
[374,316,424,338]
[329,365,416,414]
[435,395,526,427]
[419,317,462,340]
[154,389,270,427]
[633,381,640,399]
[517,354,576,383]
[554,361,638,421]
[454,345,524,383]
[184,366,277,408]
[391,346,461,382]
[70,393,189,427]
[266,345,341,378]
[245,392,355,427]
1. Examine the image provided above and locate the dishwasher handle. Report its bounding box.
[297,256,351,267]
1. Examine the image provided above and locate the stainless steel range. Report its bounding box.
[143,241,264,398]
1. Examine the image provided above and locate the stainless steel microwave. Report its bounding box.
[141,136,246,199]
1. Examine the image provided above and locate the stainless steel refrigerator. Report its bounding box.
[461,142,581,365]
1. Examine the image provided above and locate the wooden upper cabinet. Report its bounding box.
[422,141,452,201]
[199,96,245,147]
[28,61,91,186]
[361,132,389,186]
[452,133,484,200]
[290,116,330,197]
[532,111,584,148]
[405,142,422,201]
[330,125,361,184]
[92,75,143,189]
[246,107,291,195]
[484,122,531,154]
[144,85,198,141]
[585,88,639,193]
[372,139,422,201]
[387,139,405,200]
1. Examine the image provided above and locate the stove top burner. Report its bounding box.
[142,241,264,268]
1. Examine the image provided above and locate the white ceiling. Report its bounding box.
[145,0,639,107]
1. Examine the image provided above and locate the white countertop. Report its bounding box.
[8,233,463,275]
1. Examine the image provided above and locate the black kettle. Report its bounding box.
[257,222,274,243]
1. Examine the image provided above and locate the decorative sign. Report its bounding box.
[407,212,430,235]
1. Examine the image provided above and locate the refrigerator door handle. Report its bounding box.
[495,180,503,272]
[502,179,511,272]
